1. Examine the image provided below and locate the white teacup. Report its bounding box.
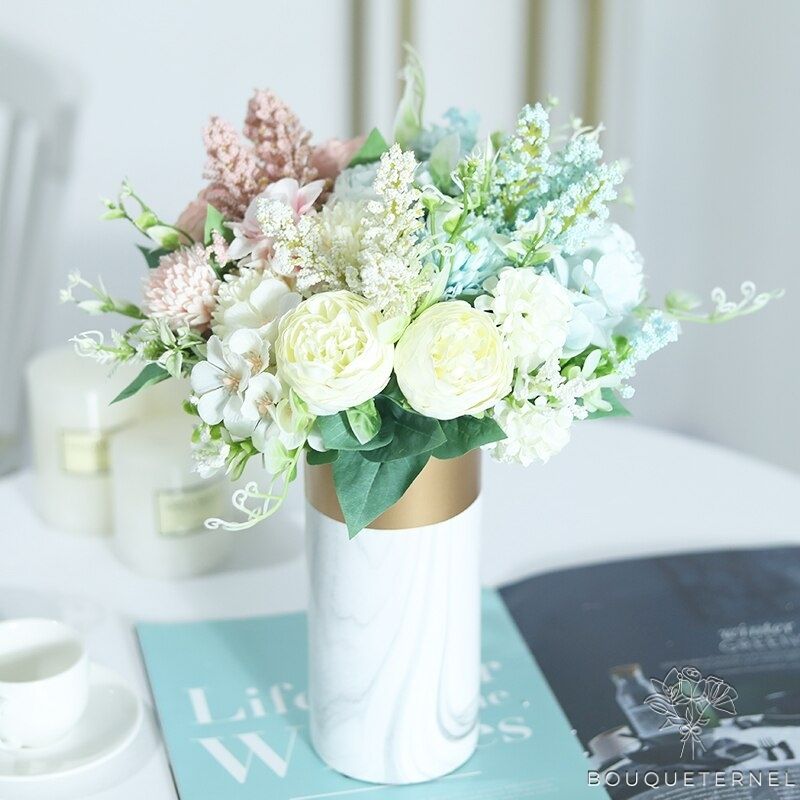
[0,618,89,749]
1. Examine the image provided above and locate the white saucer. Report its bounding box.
[0,662,143,782]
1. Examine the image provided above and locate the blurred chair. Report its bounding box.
[0,38,80,474]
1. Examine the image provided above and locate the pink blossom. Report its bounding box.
[244,90,317,185]
[227,178,324,265]
[143,244,220,331]
[203,117,262,219]
[312,136,365,183]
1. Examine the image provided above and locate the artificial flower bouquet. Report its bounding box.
[65,49,780,536]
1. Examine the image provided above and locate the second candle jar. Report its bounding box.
[110,415,234,578]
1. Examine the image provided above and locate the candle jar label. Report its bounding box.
[156,481,224,537]
[60,429,110,476]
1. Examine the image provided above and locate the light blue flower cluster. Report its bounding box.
[443,216,507,299]
[486,104,624,255]
[412,107,479,160]
[618,311,682,386]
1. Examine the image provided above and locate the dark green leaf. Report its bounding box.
[111,363,169,404]
[110,363,169,405]
[432,415,506,459]
[333,450,430,537]
[587,389,632,420]
[348,128,389,167]
[362,403,446,462]
[376,377,411,410]
[317,410,394,451]
[135,244,169,268]
[306,448,339,466]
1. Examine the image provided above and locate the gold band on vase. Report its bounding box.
[305,450,481,530]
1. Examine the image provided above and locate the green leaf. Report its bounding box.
[203,204,232,245]
[333,450,430,537]
[429,133,460,191]
[587,389,632,420]
[306,448,339,466]
[111,363,169,404]
[100,208,126,221]
[135,244,169,268]
[317,410,394,451]
[346,399,381,445]
[376,377,410,410]
[362,403,446,462]
[665,289,702,315]
[348,128,389,167]
[432,415,506,459]
[393,44,425,149]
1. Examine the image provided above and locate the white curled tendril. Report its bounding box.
[204,448,302,532]
[666,281,784,324]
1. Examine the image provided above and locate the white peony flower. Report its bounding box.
[190,336,251,425]
[476,267,573,372]
[275,291,394,415]
[212,268,301,343]
[394,301,513,420]
[486,399,573,466]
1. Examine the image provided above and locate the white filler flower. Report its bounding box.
[395,301,513,420]
[487,399,573,466]
[476,268,573,373]
[276,291,394,415]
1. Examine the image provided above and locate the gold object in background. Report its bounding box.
[305,449,480,530]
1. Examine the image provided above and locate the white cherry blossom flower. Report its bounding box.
[190,336,251,425]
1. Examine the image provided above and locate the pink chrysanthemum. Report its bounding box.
[143,244,220,331]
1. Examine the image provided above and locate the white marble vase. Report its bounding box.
[305,454,482,785]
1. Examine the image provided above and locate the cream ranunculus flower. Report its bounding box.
[275,291,394,415]
[394,301,513,420]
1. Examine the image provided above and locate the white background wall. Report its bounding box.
[1,0,798,472]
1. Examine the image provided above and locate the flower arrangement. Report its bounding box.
[65,49,781,536]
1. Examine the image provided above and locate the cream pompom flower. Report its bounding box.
[143,244,220,332]
[486,399,573,466]
[211,268,300,344]
[476,267,573,373]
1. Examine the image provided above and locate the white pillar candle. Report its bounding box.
[109,415,234,579]
[25,347,147,536]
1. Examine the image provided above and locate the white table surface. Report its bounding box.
[1,419,798,799]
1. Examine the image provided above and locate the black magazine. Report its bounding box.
[501,546,800,799]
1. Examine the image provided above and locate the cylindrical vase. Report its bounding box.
[304,451,481,785]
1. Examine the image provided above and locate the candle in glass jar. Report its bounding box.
[26,347,147,536]
[110,415,234,578]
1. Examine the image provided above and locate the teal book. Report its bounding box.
[137,589,597,799]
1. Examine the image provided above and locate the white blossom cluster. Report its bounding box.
[258,144,430,320]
